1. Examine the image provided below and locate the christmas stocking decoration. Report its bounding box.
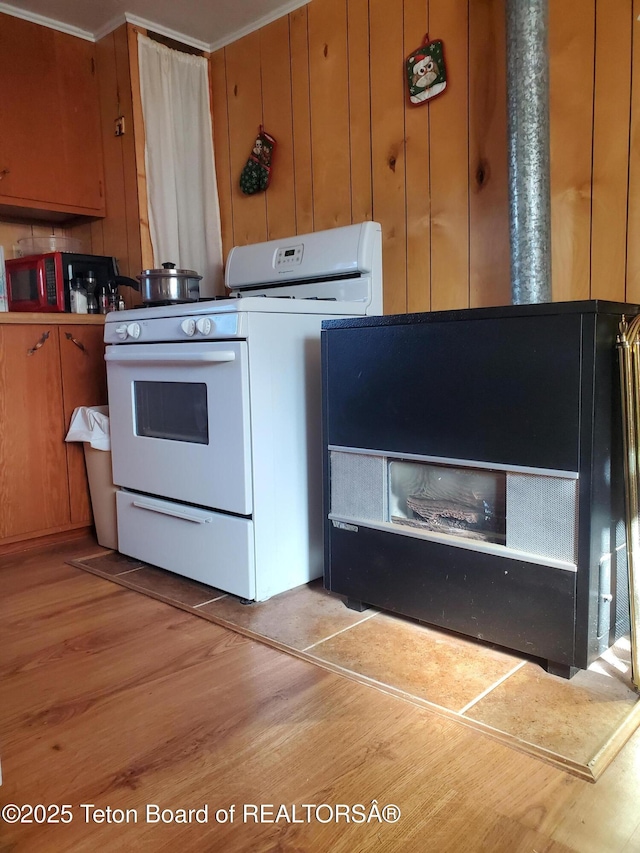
[406,35,447,105]
[239,127,276,194]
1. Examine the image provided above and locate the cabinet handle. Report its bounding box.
[65,332,87,354]
[27,331,50,356]
[0,168,9,180]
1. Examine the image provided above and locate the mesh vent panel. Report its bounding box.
[330,452,385,521]
[506,473,578,564]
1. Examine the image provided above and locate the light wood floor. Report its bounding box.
[2,535,640,852]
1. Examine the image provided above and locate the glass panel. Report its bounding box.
[134,381,208,444]
[11,268,38,301]
[389,460,506,544]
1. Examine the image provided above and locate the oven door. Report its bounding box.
[105,340,252,515]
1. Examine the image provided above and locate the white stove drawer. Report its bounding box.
[116,491,255,600]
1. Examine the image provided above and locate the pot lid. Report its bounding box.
[138,262,202,280]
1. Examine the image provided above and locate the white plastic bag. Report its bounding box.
[65,405,110,451]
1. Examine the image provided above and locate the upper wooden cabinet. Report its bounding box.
[0,13,105,221]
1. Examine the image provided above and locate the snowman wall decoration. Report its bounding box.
[406,36,447,105]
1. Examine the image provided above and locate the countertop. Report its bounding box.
[0,312,105,325]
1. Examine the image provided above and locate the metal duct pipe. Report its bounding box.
[506,0,552,304]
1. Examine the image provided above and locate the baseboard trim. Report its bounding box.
[0,526,93,557]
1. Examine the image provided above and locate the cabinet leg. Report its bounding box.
[546,661,578,679]
[345,597,367,612]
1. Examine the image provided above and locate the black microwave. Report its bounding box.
[5,252,118,312]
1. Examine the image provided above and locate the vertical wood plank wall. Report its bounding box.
[66,23,145,307]
[89,25,143,283]
[210,0,640,313]
[627,0,640,303]
[71,24,149,305]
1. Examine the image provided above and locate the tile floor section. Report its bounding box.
[69,551,640,781]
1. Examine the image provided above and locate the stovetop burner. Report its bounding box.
[136,294,339,308]
[138,300,194,308]
[138,295,238,307]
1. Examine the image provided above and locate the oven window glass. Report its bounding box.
[134,381,209,444]
[10,268,39,301]
[389,460,506,545]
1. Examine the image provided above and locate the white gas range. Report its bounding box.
[104,221,383,601]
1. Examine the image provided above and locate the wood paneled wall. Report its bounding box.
[67,24,146,308]
[210,0,640,313]
[72,25,143,287]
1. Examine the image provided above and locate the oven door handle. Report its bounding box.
[132,499,213,524]
[105,350,236,365]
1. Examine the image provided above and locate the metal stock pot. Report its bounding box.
[137,262,202,304]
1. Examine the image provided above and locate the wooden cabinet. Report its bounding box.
[0,13,105,221]
[0,319,107,546]
[59,324,109,524]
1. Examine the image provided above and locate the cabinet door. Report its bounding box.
[0,326,71,539]
[55,36,104,212]
[0,15,64,207]
[59,325,108,525]
[0,13,105,218]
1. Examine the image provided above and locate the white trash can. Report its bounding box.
[65,405,118,550]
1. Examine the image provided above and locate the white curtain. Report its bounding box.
[137,34,223,296]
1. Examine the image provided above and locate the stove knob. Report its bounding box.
[127,322,141,340]
[181,318,196,337]
[196,317,212,335]
[115,323,129,340]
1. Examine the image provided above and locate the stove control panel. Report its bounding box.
[105,311,245,343]
[275,243,304,269]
